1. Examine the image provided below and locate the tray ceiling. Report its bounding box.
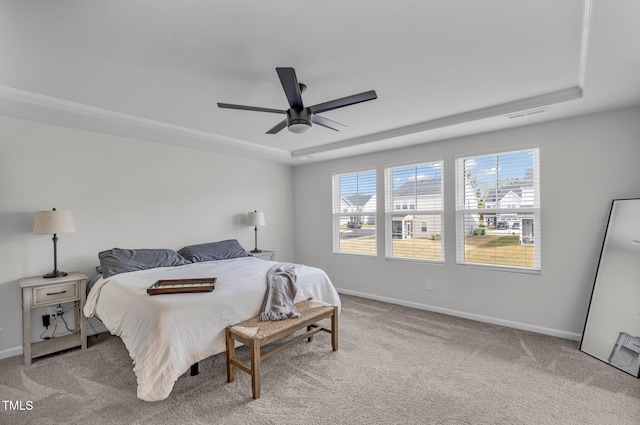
[0,1,639,164]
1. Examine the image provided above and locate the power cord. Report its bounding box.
[41,302,107,341]
[50,319,72,338]
[39,326,50,339]
[40,303,74,340]
[60,314,73,333]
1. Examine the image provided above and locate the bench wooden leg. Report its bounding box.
[226,327,236,383]
[307,325,314,343]
[250,339,261,399]
[331,306,339,351]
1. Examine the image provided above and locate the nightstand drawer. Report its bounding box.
[32,281,78,306]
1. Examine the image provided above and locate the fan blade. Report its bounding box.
[276,67,304,110]
[218,103,285,114]
[308,90,377,114]
[312,115,345,131]
[266,118,288,134]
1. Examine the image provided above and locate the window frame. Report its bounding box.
[455,146,541,273]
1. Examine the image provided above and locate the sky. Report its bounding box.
[463,149,535,193]
[338,149,535,198]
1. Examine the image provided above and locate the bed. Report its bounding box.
[84,244,341,402]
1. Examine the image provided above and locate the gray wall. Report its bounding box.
[3,106,640,358]
[0,116,294,357]
[293,106,640,339]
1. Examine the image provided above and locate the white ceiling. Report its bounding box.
[1,1,639,165]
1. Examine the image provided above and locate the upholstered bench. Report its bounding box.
[225,299,338,399]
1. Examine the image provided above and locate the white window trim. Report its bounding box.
[384,160,444,263]
[332,170,377,256]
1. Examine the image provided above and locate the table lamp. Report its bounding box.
[33,208,76,278]
[246,210,265,253]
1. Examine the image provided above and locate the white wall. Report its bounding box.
[293,106,640,339]
[0,116,294,357]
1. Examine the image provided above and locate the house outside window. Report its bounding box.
[455,147,540,271]
[332,170,377,255]
[385,160,443,261]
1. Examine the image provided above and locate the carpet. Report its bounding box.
[1,294,639,424]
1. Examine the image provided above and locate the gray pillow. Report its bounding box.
[177,239,248,263]
[99,248,190,278]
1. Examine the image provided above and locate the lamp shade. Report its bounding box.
[33,210,76,234]
[246,211,265,227]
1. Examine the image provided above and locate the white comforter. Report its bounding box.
[84,257,341,401]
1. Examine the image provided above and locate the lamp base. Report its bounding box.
[43,270,68,279]
[250,249,263,254]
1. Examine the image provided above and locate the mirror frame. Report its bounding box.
[579,198,640,377]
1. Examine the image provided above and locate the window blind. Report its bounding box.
[332,170,377,255]
[455,148,540,271]
[385,161,443,261]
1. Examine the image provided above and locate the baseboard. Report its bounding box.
[336,288,583,341]
[2,291,580,361]
[0,322,109,361]
[0,345,23,360]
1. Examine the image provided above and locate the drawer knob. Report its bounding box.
[46,290,67,296]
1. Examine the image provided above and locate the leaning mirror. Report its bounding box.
[580,198,640,377]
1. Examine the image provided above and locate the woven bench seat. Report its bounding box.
[225,299,338,399]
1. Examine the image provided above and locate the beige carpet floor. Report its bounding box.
[1,294,639,425]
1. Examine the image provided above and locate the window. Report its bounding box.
[385,161,443,261]
[332,170,377,255]
[456,148,540,271]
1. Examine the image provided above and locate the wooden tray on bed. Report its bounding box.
[147,277,216,295]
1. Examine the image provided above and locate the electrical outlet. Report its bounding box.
[425,280,433,290]
[46,306,57,317]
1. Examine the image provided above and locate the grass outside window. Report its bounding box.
[463,234,534,268]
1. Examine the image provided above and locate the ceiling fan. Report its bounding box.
[217,67,377,134]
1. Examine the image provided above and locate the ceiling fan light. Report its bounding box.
[288,122,312,134]
[286,108,312,134]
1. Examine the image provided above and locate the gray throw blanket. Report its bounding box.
[259,262,302,321]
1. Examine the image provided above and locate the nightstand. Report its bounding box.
[249,250,276,261]
[19,272,88,365]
